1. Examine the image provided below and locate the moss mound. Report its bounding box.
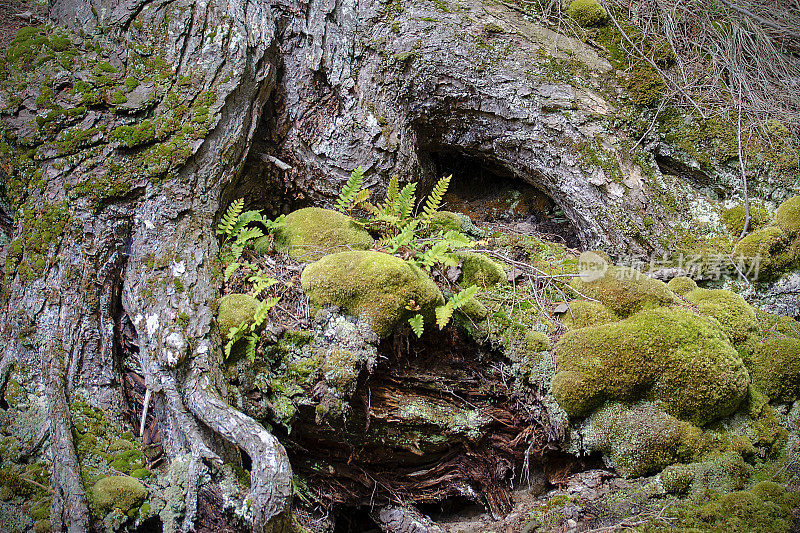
[552,307,749,425]
[566,0,608,27]
[262,207,374,261]
[524,331,551,352]
[667,276,697,295]
[559,300,618,329]
[428,211,462,232]
[684,288,757,345]
[722,204,770,236]
[217,293,260,338]
[301,251,444,337]
[570,266,677,317]
[92,475,147,514]
[733,226,795,280]
[585,402,701,478]
[749,338,800,402]
[775,195,800,235]
[457,252,506,288]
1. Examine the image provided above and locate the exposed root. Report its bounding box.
[371,504,446,533]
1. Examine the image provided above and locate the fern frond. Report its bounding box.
[388,219,419,252]
[421,174,451,223]
[264,214,286,231]
[351,188,372,209]
[335,166,366,213]
[217,199,244,237]
[442,230,475,250]
[419,241,456,270]
[245,334,258,362]
[409,314,424,338]
[397,182,417,222]
[435,304,453,330]
[224,262,241,282]
[450,285,479,309]
[383,175,400,215]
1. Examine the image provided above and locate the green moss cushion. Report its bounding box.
[667,276,697,295]
[684,288,757,345]
[559,300,618,329]
[749,338,800,403]
[301,251,444,337]
[570,266,677,317]
[259,207,374,261]
[733,226,795,280]
[565,0,608,27]
[722,204,769,236]
[552,307,749,425]
[775,195,800,235]
[457,252,506,288]
[217,293,260,339]
[92,475,147,514]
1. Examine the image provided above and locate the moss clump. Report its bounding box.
[217,293,260,339]
[684,288,757,345]
[91,476,147,514]
[660,463,694,494]
[428,210,462,232]
[586,402,701,478]
[261,207,374,261]
[667,276,698,295]
[457,252,506,288]
[683,484,800,533]
[570,266,677,317]
[733,226,796,280]
[565,0,608,27]
[748,338,800,403]
[301,251,444,337]
[775,195,800,235]
[524,331,551,353]
[722,204,770,236]
[559,300,618,329]
[552,307,749,425]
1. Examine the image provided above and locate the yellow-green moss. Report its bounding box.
[552,307,749,425]
[524,331,551,352]
[684,288,757,346]
[260,207,374,261]
[217,293,260,339]
[775,195,800,235]
[301,251,444,337]
[559,300,618,329]
[732,226,796,280]
[586,402,702,478]
[667,276,698,295]
[565,0,607,27]
[749,338,800,403]
[570,266,677,317]
[722,204,770,236]
[91,476,146,514]
[428,210,462,232]
[457,252,506,288]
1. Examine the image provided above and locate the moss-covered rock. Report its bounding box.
[683,483,800,533]
[748,338,800,403]
[92,476,147,514]
[722,204,770,236]
[428,210,462,232]
[775,195,800,235]
[667,276,697,295]
[524,331,551,352]
[457,252,506,288]
[259,207,373,261]
[301,251,444,337]
[585,402,701,478]
[565,0,608,27]
[570,266,677,317]
[684,288,757,345]
[559,300,618,329]
[552,307,749,425]
[733,226,796,280]
[217,293,260,339]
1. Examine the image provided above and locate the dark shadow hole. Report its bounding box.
[332,507,381,533]
[240,448,252,472]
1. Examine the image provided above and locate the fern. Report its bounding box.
[419,241,456,271]
[397,182,417,222]
[408,314,424,338]
[223,296,281,361]
[421,174,452,223]
[387,219,419,252]
[217,198,244,237]
[335,166,366,213]
[383,175,400,215]
[435,285,479,329]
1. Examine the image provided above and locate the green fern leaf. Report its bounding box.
[397,182,417,222]
[409,314,424,337]
[450,285,479,309]
[224,263,241,282]
[383,175,400,215]
[435,304,453,330]
[335,166,366,213]
[442,230,474,249]
[217,199,244,237]
[421,174,451,223]
[245,334,258,362]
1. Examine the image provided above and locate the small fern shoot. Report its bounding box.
[217,198,244,238]
[397,182,417,222]
[435,285,479,329]
[421,174,451,224]
[335,166,366,213]
[408,314,424,338]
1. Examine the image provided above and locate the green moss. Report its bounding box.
[130,468,150,479]
[684,484,799,533]
[775,195,800,235]
[748,338,800,403]
[586,402,701,478]
[91,476,147,514]
[667,276,697,295]
[217,293,260,339]
[523,331,551,353]
[684,288,757,346]
[732,226,796,280]
[33,519,51,533]
[552,307,749,425]
[559,300,618,329]
[110,120,156,148]
[301,250,444,337]
[722,204,770,236]
[257,207,374,261]
[660,463,694,494]
[457,252,506,288]
[428,210,462,232]
[565,0,608,27]
[570,265,677,317]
